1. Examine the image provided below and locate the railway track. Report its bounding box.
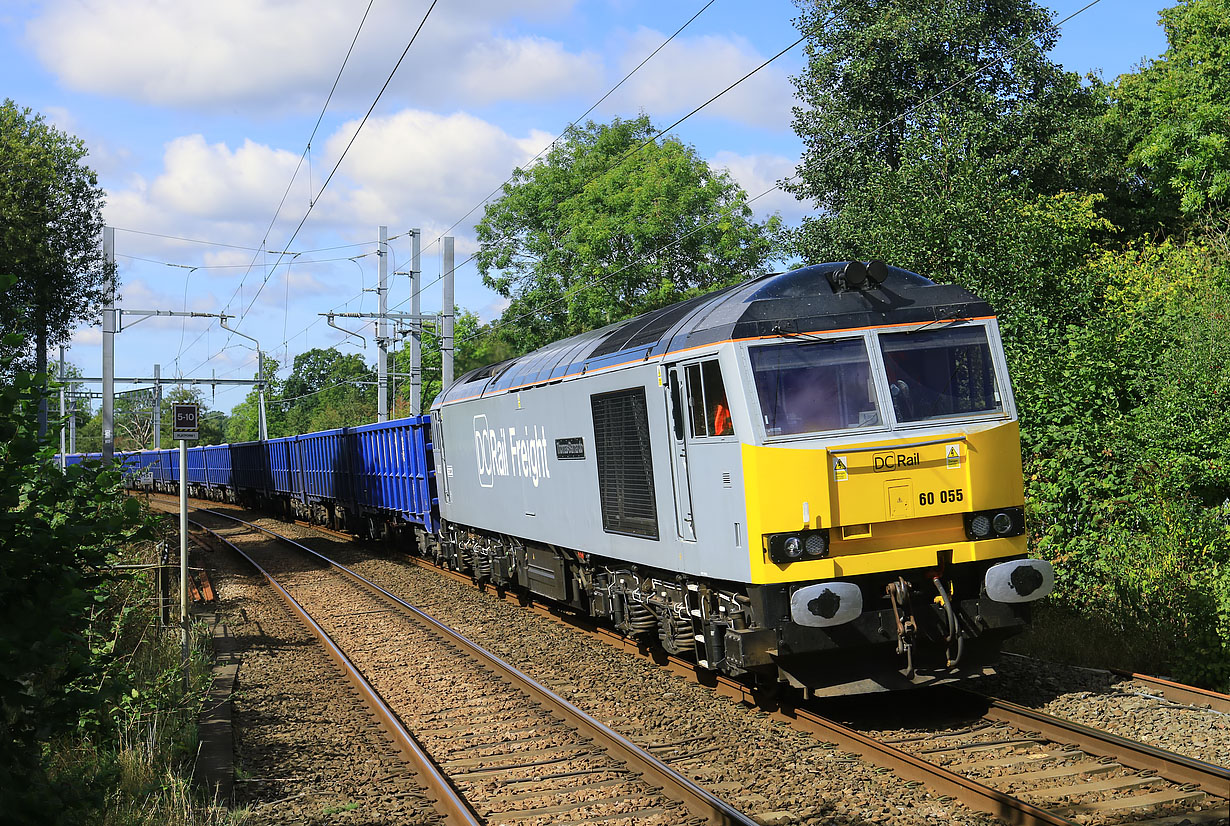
[150,494,1229,826]
[162,500,758,826]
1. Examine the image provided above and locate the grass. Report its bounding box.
[40,532,250,826]
[322,802,361,816]
[1004,599,1183,677]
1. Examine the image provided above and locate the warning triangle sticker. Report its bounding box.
[834,456,848,481]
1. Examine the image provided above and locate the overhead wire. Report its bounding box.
[176,0,710,379]
[422,0,719,252]
[229,0,440,333]
[213,0,377,323]
[452,0,1107,350]
[171,2,377,371]
[389,2,802,317]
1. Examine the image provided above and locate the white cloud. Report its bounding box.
[607,28,795,130]
[149,136,302,220]
[458,36,601,103]
[71,328,103,347]
[320,109,553,229]
[25,0,588,109]
[711,150,807,224]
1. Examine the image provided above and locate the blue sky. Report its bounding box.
[1,0,1170,413]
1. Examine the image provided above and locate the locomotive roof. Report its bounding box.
[436,262,994,407]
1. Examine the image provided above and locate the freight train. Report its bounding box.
[69,261,1055,697]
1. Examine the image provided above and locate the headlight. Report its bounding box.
[993,511,1015,535]
[965,507,1024,540]
[768,529,830,564]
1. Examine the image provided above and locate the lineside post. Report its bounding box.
[179,437,189,682]
[377,225,388,422]
[173,402,198,687]
[410,228,421,415]
[102,226,115,463]
[443,237,454,389]
[152,363,161,449]
[58,346,66,469]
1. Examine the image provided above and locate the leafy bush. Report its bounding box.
[1019,235,1230,689]
[1,324,237,822]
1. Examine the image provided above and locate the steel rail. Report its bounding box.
[185,519,481,826]
[154,494,1227,826]
[187,505,760,826]
[1108,669,1230,715]
[394,551,1080,826]
[978,696,1230,794]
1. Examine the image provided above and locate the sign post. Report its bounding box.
[173,404,199,682]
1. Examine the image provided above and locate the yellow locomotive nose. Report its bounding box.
[744,420,1027,583]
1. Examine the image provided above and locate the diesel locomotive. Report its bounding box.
[80,260,1054,697]
[430,260,1053,696]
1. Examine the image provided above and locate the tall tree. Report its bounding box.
[789,0,1108,205]
[0,101,114,435]
[1112,0,1230,222]
[786,0,1119,273]
[475,116,783,353]
[280,347,375,432]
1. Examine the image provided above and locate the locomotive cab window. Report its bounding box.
[878,326,1003,423]
[750,338,881,437]
[685,360,734,438]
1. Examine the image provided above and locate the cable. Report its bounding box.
[454,0,1106,351]
[112,227,266,251]
[213,1,377,325]
[423,0,718,251]
[234,1,439,327]
[394,9,807,318]
[116,252,365,271]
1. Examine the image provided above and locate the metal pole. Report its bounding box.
[257,350,268,441]
[58,346,66,468]
[377,225,388,422]
[411,228,421,416]
[69,395,77,453]
[102,226,115,463]
[179,438,189,680]
[152,363,161,449]
[443,237,455,389]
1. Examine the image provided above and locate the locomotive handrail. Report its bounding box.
[833,434,967,454]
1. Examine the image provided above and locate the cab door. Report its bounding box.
[665,365,697,541]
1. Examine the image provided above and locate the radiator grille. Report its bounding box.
[591,388,659,539]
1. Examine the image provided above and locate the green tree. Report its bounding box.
[223,357,284,442]
[787,0,1119,269]
[0,318,150,817]
[280,347,375,432]
[1112,0,1230,220]
[475,116,783,353]
[0,101,115,435]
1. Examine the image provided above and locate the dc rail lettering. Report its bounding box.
[873,451,921,472]
[473,416,552,488]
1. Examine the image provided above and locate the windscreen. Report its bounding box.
[750,339,881,436]
[878,326,1003,423]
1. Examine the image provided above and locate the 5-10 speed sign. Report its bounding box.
[172,403,199,441]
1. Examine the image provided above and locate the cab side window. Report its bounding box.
[685,360,734,438]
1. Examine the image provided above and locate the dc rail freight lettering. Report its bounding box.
[68,262,1055,697]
